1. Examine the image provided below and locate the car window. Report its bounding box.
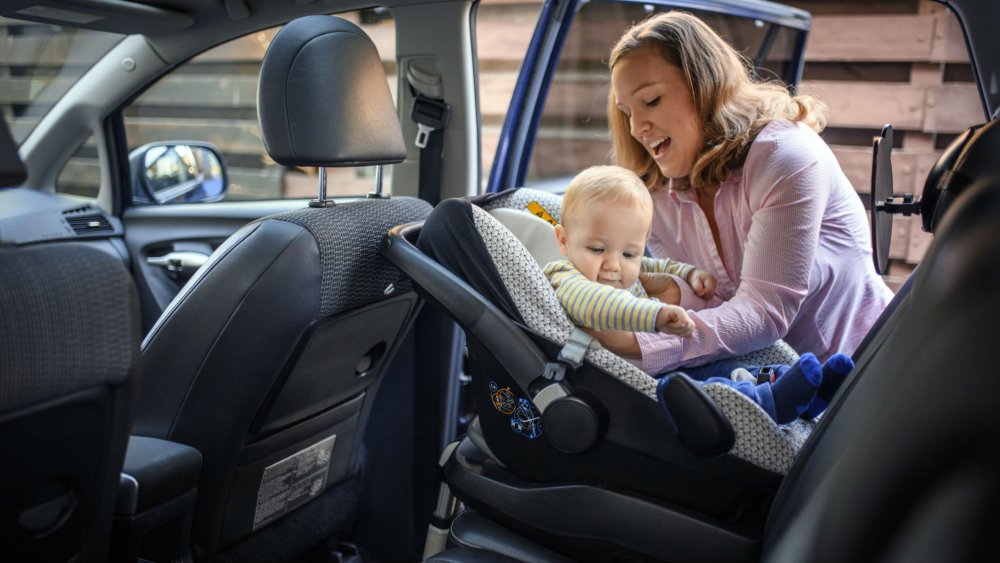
[0,21,122,200]
[0,20,122,145]
[123,8,396,203]
[54,133,99,199]
[519,2,801,188]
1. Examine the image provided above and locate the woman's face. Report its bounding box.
[612,46,705,181]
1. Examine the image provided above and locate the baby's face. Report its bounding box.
[556,200,651,290]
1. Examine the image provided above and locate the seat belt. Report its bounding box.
[407,63,451,205]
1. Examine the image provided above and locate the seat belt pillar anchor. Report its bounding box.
[411,95,451,149]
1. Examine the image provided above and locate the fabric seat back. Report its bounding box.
[135,15,431,558]
[0,244,139,563]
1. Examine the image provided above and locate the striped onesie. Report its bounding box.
[544,257,695,332]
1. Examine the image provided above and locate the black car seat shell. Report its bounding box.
[383,191,832,561]
[136,15,431,560]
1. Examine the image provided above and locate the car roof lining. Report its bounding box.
[0,0,462,63]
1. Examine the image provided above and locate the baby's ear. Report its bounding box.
[554,224,569,256]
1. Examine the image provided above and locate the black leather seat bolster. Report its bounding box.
[426,548,525,563]
[116,436,202,515]
[446,511,573,563]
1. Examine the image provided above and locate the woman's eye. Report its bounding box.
[644,96,660,108]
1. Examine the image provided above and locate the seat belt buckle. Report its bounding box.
[411,95,451,148]
[756,366,777,384]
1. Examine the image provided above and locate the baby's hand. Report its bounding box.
[640,271,682,305]
[688,269,717,299]
[656,304,694,337]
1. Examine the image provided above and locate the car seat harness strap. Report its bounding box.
[535,327,593,412]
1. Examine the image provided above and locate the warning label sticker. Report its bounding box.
[253,434,336,530]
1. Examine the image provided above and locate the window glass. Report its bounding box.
[123,9,396,203]
[0,20,122,145]
[521,2,801,188]
[55,133,99,199]
[476,0,544,186]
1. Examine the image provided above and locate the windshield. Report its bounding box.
[0,20,123,145]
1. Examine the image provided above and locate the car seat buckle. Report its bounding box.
[557,327,593,369]
[542,361,567,382]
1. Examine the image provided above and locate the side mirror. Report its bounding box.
[870,120,996,274]
[129,142,228,204]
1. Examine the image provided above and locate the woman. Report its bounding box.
[594,11,893,375]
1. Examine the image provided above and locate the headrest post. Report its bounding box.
[367,165,390,199]
[309,166,334,208]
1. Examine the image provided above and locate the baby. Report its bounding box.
[543,165,852,423]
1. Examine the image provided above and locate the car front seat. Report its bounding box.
[0,113,139,563]
[135,15,431,560]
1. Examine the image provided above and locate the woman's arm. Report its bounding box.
[639,141,829,374]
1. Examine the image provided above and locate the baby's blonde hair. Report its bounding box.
[561,165,653,226]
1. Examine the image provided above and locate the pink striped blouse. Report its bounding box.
[636,119,894,375]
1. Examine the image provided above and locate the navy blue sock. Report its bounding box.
[801,353,854,419]
[768,353,822,423]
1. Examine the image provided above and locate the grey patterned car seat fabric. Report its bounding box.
[384,191,818,562]
[136,16,431,560]
[478,187,812,473]
[0,243,139,563]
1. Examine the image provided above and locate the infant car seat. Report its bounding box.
[384,188,820,561]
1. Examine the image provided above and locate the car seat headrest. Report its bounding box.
[257,15,405,167]
[488,208,564,267]
[921,118,1000,233]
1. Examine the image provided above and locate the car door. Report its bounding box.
[485,0,810,193]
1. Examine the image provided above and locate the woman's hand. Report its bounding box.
[583,327,642,358]
[639,271,682,305]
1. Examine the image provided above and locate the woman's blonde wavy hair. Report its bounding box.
[608,11,827,193]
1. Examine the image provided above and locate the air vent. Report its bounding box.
[65,213,114,235]
[62,204,94,216]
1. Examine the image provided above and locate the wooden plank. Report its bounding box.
[191,20,396,63]
[133,75,258,108]
[909,63,942,86]
[832,144,947,197]
[124,118,263,153]
[906,214,933,262]
[923,83,985,131]
[475,7,539,62]
[479,71,519,118]
[227,167,282,200]
[929,11,970,63]
[800,81,926,130]
[281,168,385,198]
[0,77,74,104]
[888,216,912,260]
[805,15,934,62]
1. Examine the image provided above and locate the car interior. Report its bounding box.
[0,0,997,562]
